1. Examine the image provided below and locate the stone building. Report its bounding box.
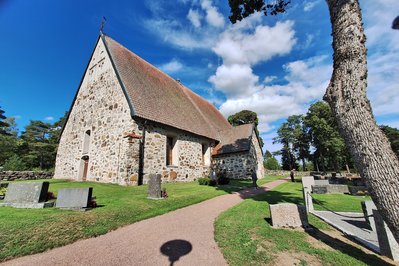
[54,33,264,185]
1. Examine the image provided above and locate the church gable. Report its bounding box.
[54,37,139,183]
[55,33,264,184]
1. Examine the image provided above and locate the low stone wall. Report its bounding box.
[0,171,53,181]
[264,170,311,177]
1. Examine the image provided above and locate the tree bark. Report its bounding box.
[324,0,399,242]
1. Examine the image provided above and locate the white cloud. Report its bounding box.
[264,76,277,84]
[218,56,332,134]
[303,0,321,12]
[209,64,260,98]
[361,0,399,118]
[200,0,225,28]
[44,116,54,121]
[159,59,184,74]
[12,115,21,120]
[143,18,217,49]
[187,9,201,28]
[213,21,297,65]
[363,0,399,49]
[209,20,297,102]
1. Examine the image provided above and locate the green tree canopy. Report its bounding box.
[380,125,399,158]
[227,110,264,148]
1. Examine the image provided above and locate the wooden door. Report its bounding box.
[82,159,89,181]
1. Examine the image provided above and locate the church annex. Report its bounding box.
[54,33,264,185]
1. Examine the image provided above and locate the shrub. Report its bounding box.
[217,170,230,185]
[264,157,280,170]
[198,177,211,186]
[3,155,27,171]
[209,179,217,186]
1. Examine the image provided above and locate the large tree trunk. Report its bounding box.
[324,0,399,242]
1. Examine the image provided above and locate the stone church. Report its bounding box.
[54,33,264,185]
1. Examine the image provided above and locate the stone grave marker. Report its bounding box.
[302,176,315,189]
[148,174,162,199]
[0,181,54,208]
[302,176,314,213]
[314,179,329,186]
[56,188,93,210]
[269,203,309,228]
[361,200,377,231]
[373,210,399,261]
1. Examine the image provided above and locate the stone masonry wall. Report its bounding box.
[212,152,253,179]
[142,124,211,183]
[54,38,140,185]
[212,131,265,179]
[0,171,53,181]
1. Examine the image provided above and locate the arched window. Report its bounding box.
[83,130,91,154]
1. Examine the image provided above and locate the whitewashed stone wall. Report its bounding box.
[212,131,264,179]
[54,38,140,185]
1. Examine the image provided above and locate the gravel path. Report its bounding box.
[3,179,287,266]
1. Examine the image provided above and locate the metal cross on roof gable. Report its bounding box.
[100,16,107,33]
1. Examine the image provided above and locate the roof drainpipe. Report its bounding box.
[138,120,147,186]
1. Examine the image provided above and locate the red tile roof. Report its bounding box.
[102,34,232,141]
[212,124,254,155]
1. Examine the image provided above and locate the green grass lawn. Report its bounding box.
[215,182,385,266]
[0,178,255,262]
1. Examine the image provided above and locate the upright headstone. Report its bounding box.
[269,203,309,228]
[56,188,93,210]
[148,174,162,199]
[373,210,399,261]
[1,181,53,208]
[302,176,314,213]
[361,200,377,231]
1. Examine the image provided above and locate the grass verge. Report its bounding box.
[0,178,248,262]
[215,182,386,266]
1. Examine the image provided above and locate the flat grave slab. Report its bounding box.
[0,181,54,208]
[56,187,93,210]
[269,203,308,229]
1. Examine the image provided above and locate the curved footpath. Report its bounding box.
[3,179,287,266]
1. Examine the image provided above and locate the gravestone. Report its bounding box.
[302,176,314,213]
[148,174,162,199]
[0,181,54,208]
[269,203,309,228]
[56,188,93,210]
[312,184,349,194]
[302,176,315,189]
[373,210,399,261]
[361,200,377,231]
[314,180,329,186]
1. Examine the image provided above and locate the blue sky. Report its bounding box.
[0,0,398,154]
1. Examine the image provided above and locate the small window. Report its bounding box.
[166,136,175,166]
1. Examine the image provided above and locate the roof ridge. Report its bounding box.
[103,34,183,89]
[101,34,232,140]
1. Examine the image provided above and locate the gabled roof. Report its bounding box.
[102,34,232,141]
[212,124,254,155]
